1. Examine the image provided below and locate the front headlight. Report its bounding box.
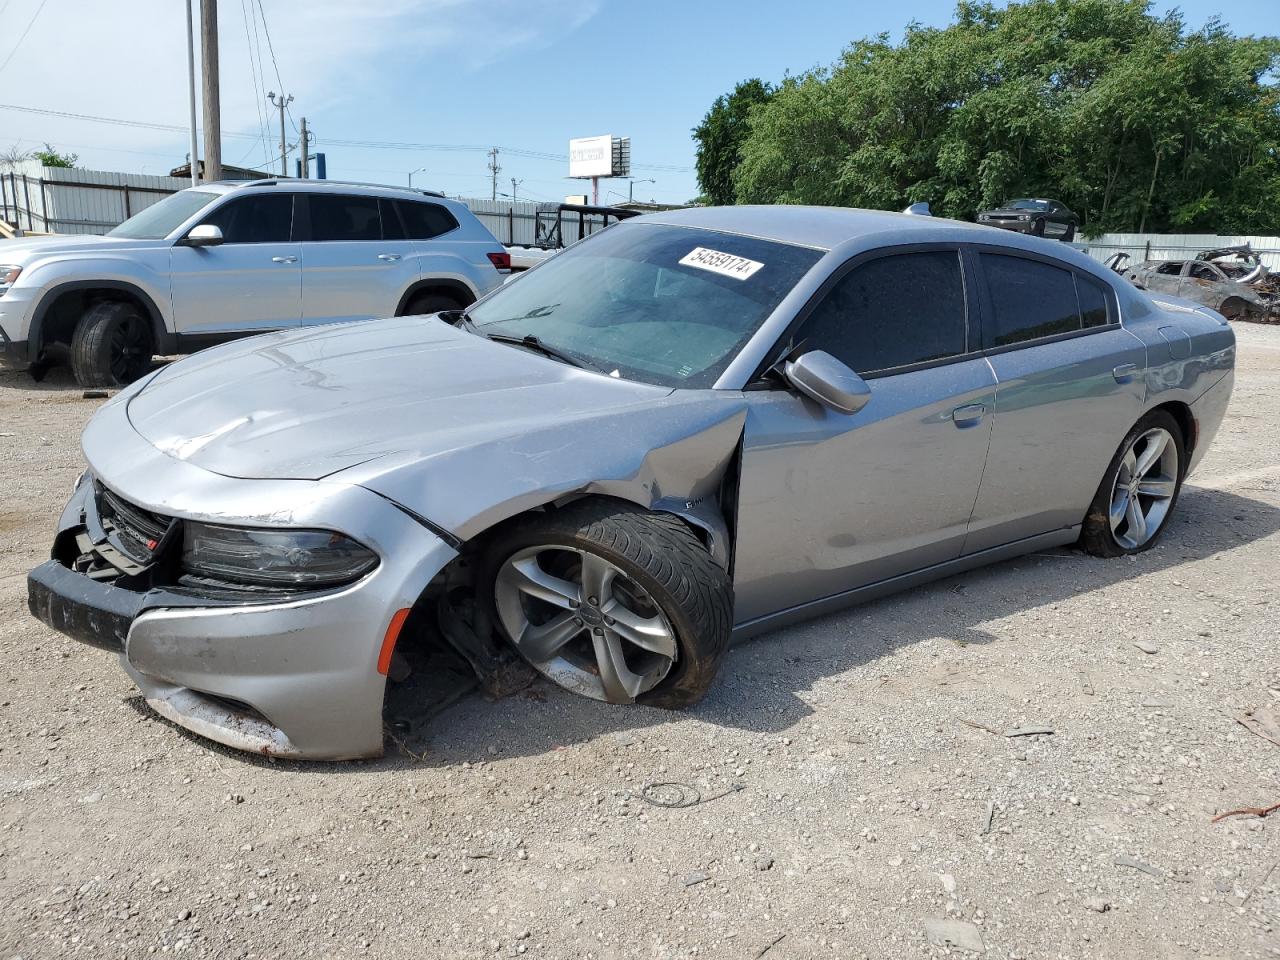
[0,264,21,290]
[181,522,379,588]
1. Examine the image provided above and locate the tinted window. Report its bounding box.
[1077,275,1110,328]
[379,199,406,240]
[981,254,1080,347]
[309,194,381,241]
[397,200,459,240]
[197,194,293,243]
[796,251,967,374]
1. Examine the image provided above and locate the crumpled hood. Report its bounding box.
[126,317,680,481]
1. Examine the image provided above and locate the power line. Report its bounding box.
[0,102,695,173]
[0,0,49,75]
[238,0,272,166]
[254,0,287,101]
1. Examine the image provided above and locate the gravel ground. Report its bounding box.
[1,325,1278,960]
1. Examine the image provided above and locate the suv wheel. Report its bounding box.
[403,292,463,317]
[70,301,154,388]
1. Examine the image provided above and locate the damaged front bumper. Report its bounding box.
[28,411,459,760]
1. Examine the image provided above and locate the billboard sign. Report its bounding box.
[569,135,614,178]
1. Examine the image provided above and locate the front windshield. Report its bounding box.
[466,222,823,388]
[107,190,221,240]
[1007,199,1051,211]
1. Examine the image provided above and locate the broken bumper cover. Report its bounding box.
[29,408,460,760]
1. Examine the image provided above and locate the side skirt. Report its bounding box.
[730,527,1080,643]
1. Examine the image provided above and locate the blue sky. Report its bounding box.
[1,0,1275,205]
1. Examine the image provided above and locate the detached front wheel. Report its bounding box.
[485,500,733,708]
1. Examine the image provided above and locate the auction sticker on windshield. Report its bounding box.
[679,247,765,280]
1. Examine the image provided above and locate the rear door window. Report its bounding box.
[795,250,968,374]
[396,200,459,240]
[308,194,381,241]
[198,194,294,243]
[980,254,1081,348]
[1077,275,1111,328]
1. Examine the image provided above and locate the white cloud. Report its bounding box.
[0,0,599,171]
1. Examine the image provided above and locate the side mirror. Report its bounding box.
[784,350,871,415]
[181,224,223,247]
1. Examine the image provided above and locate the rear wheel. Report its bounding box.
[1062,223,1077,242]
[484,500,733,708]
[69,301,154,388]
[1081,411,1184,557]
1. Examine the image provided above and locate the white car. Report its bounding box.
[0,180,510,386]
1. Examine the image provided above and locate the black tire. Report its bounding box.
[1031,217,1047,237]
[481,499,734,709]
[70,301,154,388]
[1080,410,1185,558]
[1062,223,1077,242]
[401,292,463,317]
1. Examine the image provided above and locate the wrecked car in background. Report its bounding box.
[28,206,1235,760]
[1116,244,1280,322]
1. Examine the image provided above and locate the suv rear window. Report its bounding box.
[396,200,458,240]
[308,194,381,241]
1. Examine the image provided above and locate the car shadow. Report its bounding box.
[0,359,172,394]
[374,482,1279,770]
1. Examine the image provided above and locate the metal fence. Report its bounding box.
[0,162,188,235]
[1070,233,1280,271]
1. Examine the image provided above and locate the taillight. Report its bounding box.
[486,251,511,272]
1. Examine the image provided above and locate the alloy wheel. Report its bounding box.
[493,545,678,703]
[1108,427,1179,550]
[108,315,150,383]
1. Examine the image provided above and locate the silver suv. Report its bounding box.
[0,180,510,386]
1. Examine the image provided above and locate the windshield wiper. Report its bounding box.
[484,333,595,370]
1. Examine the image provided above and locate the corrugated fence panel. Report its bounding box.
[459,198,611,248]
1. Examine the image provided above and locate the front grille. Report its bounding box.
[97,485,175,564]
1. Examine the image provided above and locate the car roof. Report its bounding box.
[633,204,1064,253]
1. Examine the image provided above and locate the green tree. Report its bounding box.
[729,0,1280,235]
[33,143,78,168]
[693,78,775,206]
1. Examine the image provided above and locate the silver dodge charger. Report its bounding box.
[28,206,1236,759]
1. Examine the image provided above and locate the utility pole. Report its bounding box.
[199,0,221,182]
[184,0,200,186]
[268,92,293,177]
[299,116,309,178]
[510,177,523,203]
[487,147,500,202]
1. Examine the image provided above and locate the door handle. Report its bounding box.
[951,403,986,427]
[377,253,402,262]
[1112,363,1139,382]
[271,255,297,264]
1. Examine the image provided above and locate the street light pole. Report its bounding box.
[628,178,655,202]
[408,167,427,188]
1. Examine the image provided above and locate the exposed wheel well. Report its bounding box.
[33,284,165,357]
[395,280,477,315]
[1151,400,1196,466]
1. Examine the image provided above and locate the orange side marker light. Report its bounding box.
[377,608,412,676]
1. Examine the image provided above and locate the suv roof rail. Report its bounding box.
[228,178,450,198]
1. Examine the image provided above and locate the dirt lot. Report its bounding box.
[1,325,1278,960]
